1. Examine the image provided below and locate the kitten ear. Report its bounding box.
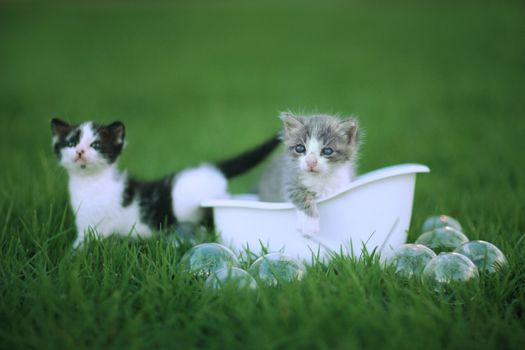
[339,118,359,144]
[279,112,303,136]
[107,121,125,145]
[50,118,71,138]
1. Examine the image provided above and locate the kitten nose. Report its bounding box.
[306,154,318,170]
[76,149,85,156]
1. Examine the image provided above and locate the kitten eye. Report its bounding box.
[91,141,101,150]
[321,147,334,156]
[294,144,306,153]
[66,140,76,148]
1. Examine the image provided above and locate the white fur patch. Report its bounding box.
[300,162,354,198]
[172,164,228,223]
[296,210,320,237]
[79,122,95,148]
[307,138,321,154]
[69,165,152,246]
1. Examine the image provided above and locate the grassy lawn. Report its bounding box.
[1,1,524,349]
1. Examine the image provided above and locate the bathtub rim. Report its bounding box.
[201,163,430,210]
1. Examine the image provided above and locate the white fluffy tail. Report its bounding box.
[172,164,228,223]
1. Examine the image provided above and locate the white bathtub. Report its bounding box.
[201,164,430,262]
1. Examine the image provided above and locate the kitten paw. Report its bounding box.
[72,236,85,249]
[296,211,320,238]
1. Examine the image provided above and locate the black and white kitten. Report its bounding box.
[258,112,360,237]
[51,119,279,247]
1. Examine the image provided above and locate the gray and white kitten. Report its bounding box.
[51,119,280,247]
[258,112,360,236]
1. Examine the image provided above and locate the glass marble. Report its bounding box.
[180,243,240,278]
[422,252,480,302]
[415,227,469,254]
[387,244,437,279]
[454,240,508,273]
[205,267,258,290]
[248,253,306,286]
[421,215,463,233]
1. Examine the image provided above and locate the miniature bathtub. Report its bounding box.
[201,164,430,262]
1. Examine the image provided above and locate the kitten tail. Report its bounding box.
[214,134,281,178]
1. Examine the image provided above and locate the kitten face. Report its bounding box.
[51,119,125,175]
[280,113,359,175]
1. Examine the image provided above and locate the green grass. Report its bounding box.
[1,0,525,349]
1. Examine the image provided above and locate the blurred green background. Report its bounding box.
[2,0,525,243]
[1,1,524,348]
[1,0,524,195]
[2,0,524,229]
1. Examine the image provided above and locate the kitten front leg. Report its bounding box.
[72,224,90,248]
[288,186,320,237]
[72,232,85,249]
[296,209,320,238]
